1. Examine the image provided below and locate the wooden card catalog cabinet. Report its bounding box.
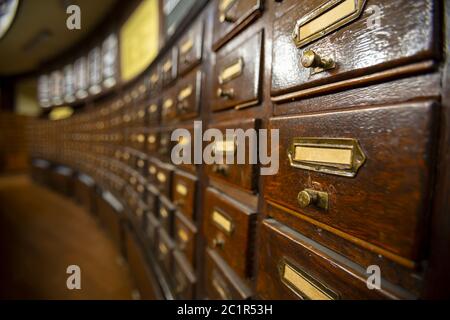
[102,33,118,89]
[74,57,88,99]
[88,47,102,95]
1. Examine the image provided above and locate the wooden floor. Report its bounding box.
[0,175,135,300]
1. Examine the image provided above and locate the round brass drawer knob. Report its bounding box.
[301,50,334,70]
[297,190,317,208]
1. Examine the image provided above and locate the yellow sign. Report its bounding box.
[120,0,159,82]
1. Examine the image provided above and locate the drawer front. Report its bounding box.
[212,31,263,112]
[174,212,197,268]
[147,98,160,125]
[265,102,438,261]
[158,196,175,234]
[203,188,257,279]
[257,219,393,300]
[162,49,178,88]
[161,86,178,124]
[173,251,196,299]
[156,164,173,199]
[177,68,202,120]
[205,119,259,192]
[205,249,252,300]
[212,0,263,51]
[157,229,174,274]
[172,171,197,220]
[178,19,204,76]
[271,0,439,97]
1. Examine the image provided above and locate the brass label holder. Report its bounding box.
[211,209,234,235]
[292,0,367,48]
[278,258,339,300]
[218,58,244,84]
[287,137,366,177]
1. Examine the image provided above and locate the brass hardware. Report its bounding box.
[180,38,194,55]
[137,134,145,143]
[178,229,189,244]
[287,138,366,177]
[219,12,235,23]
[211,209,234,234]
[160,207,169,218]
[159,243,168,256]
[217,87,235,99]
[163,60,172,73]
[150,73,159,85]
[297,189,329,210]
[178,85,193,101]
[301,50,335,74]
[218,0,237,23]
[219,58,244,84]
[163,99,173,110]
[212,139,236,155]
[148,104,158,113]
[137,184,145,193]
[176,183,188,196]
[212,164,229,176]
[292,0,367,48]
[148,134,156,144]
[157,172,167,183]
[278,259,339,300]
[137,159,145,168]
[148,165,156,175]
[212,235,225,249]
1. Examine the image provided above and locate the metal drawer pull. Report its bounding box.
[301,50,335,74]
[297,189,329,210]
[279,259,338,300]
[217,87,234,99]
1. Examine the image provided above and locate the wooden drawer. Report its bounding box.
[178,19,204,76]
[171,126,197,173]
[157,229,175,275]
[172,171,197,220]
[158,196,175,234]
[161,48,178,88]
[156,163,173,199]
[271,0,440,99]
[205,249,252,300]
[265,101,438,263]
[147,98,160,126]
[176,68,202,120]
[212,31,263,112]
[203,188,257,279]
[174,212,197,268]
[173,250,196,299]
[212,0,264,51]
[161,86,178,124]
[257,219,406,299]
[205,118,259,192]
